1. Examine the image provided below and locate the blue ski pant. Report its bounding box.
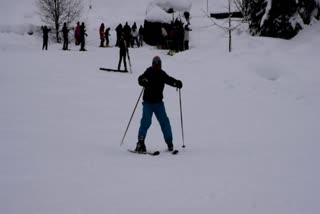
[138,101,173,143]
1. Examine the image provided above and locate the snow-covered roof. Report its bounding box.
[145,0,192,23]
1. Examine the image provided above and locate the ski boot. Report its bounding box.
[135,139,146,153]
[166,141,174,152]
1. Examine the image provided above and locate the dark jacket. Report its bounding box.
[42,27,51,39]
[138,67,179,103]
[62,25,69,39]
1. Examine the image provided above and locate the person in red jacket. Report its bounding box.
[99,23,105,47]
[75,22,81,45]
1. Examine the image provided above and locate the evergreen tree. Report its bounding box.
[247,0,320,39]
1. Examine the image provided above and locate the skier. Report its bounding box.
[117,33,128,71]
[99,23,105,47]
[138,25,144,47]
[62,22,69,50]
[105,27,111,47]
[41,26,51,50]
[74,22,81,45]
[79,22,88,51]
[135,56,183,153]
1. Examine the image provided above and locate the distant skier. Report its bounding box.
[135,56,183,153]
[99,23,105,47]
[41,26,51,50]
[62,22,69,50]
[79,22,88,51]
[74,22,81,45]
[105,27,110,47]
[117,33,128,71]
[138,25,144,47]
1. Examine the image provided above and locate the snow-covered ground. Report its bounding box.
[1,1,320,214]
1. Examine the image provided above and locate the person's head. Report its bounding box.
[152,56,162,71]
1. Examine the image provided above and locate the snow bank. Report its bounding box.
[151,0,192,12]
[0,24,38,35]
[146,0,192,23]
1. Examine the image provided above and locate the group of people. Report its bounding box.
[115,22,144,48]
[160,19,191,52]
[99,23,111,47]
[41,22,88,51]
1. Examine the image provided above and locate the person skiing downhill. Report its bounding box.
[135,56,183,153]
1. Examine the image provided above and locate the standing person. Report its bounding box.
[105,27,111,47]
[115,23,123,47]
[138,25,144,47]
[80,22,88,51]
[135,56,183,153]
[131,27,139,47]
[117,33,128,71]
[62,22,69,50]
[41,26,51,50]
[161,26,168,49]
[99,23,105,47]
[123,22,131,48]
[184,24,191,50]
[75,22,81,45]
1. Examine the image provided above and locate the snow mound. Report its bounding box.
[0,24,38,35]
[253,61,283,81]
[146,0,192,23]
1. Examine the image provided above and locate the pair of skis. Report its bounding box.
[128,149,179,156]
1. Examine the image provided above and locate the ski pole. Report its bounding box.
[179,89,186,148]
[120,87,144,146]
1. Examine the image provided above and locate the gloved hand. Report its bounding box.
[175,80,183,89]
[139,78,149,87]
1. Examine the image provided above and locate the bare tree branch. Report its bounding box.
[35,0,84,42]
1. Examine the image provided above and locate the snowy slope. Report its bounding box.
[1,1,320,214]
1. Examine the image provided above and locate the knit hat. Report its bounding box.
[152,56,161,65]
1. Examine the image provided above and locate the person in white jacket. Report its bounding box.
[131,28,140,47]
[184,24,191,50]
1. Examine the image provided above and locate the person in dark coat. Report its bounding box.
[115,24,123,47]
[117,33,128,71]
[138,25,144,47]
[123,22,131,48]
[62,23,69,50]
[80,22,88,51]
[105,27,110,47]
[135,56,183,153]
[41,26,51,50]
[99,23,105,47]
